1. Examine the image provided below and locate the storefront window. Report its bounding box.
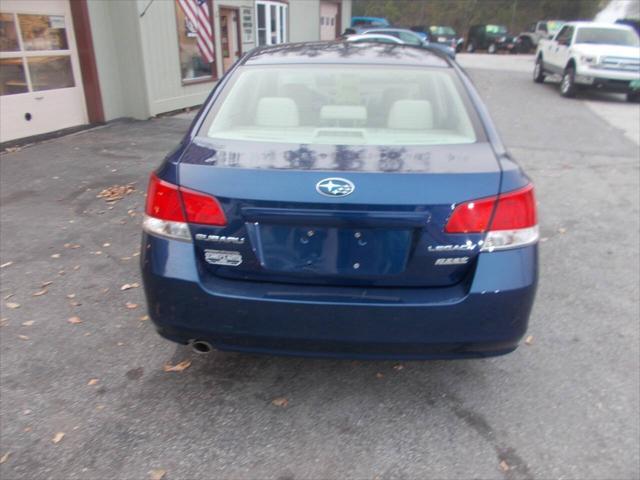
[174,0,216,83]
[18,14,69,51]
[255,1,287,46]
[0,58,28,95]
[27,56,74,91]
[0,11,75,96]
[0,13,20,52]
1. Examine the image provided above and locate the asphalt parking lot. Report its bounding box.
[1,54,639,480]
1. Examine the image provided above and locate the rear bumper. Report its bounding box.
[141,234,538,359]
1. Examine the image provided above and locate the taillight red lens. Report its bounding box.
[445,196,496,233]
[145,174,185,222]
[145,174,227,226]
[490,184,537,230]
[445,184,536,233]
[180,187,227,226]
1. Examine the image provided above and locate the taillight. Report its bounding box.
[143,174,227,241]
[180,186,227,226]
[145,174,186,222]
[445,184,538,251]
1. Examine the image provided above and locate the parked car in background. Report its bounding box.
[616,18,640,36]
[516,20,565,53]
[141,41,539,359]
[357,27,456,59]
[534,21,640,101]
[465,24,517,53]
[428,25,464,52]
[350,16,390,29]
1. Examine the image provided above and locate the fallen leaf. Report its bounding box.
[73,265,80,270]
[32,289,48,297]
[375,372,384,379]
[121,256,132,261]
[120,283,140,291]
[51,253,61,259]
[163,360,192,372]
[96,405,105,411]
[5,302,20,309]
[66,293,76,299]
[41,281,53,287]
[499,460,510,472]
[67,316,82,324]
[52,432,65,444]
[92,251,103,255]
[87,378,99,386]
[64,243,80,249]
[525,335,534,345]
[132,252,140,257]
[69,300,82,307]
[23,409,31,415]
[117,342,125,346]
[103,243,111,247]
[126,302,138,309]
[0,452,10,464]
[540,237,549,242]
[139,315,149,321]
[3,293,14,300]
[558,227,567,234]
[22,320,35,326]
[23,426,32,432]
[97,184,135,203]
[18,334,29,340]
[149,469,167,480]
[393,364,404,371]
[0,261,13,268]
[271,397,289,407]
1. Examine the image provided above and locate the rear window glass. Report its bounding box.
[200,65,477,146]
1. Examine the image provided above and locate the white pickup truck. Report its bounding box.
[534,21,640,101]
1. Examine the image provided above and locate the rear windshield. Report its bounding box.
[200,65,477,146]
[430,26,456,35]
[486,25,508,34]
[574,27,639,46]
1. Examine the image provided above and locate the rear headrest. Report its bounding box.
[255,97,299,127]
[387,100,434,130]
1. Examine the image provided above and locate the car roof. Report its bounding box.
[565,21,637,30]
[346,34,403,43]
[242,41,450,67]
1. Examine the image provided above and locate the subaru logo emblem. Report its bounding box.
[316,178,355,197]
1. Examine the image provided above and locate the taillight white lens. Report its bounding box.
[142,214,192,242]
[481,225,539,252]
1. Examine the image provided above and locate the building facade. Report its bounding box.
[0,0,351,142]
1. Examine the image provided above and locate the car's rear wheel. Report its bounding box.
[560,66,577,98]
[466,42,475,53]
[488,43,497,54]
[627,92,640,103]
[533,57,546,83]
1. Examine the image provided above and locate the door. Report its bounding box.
[219,7,241,73]
[547,25,573,70]
[319,1,338,41]
[0,0,87,142]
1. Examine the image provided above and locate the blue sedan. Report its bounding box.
[141,41,538,359]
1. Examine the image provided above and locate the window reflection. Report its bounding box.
[27,56,74,91]
[0,13,20,52]
[19,14,69,51]
[0,58,28,95]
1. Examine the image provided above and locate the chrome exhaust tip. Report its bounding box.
[190,340,214,354]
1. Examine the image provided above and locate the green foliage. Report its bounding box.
[352,0,605,34]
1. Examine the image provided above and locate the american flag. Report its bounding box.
[178,0,214,63]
